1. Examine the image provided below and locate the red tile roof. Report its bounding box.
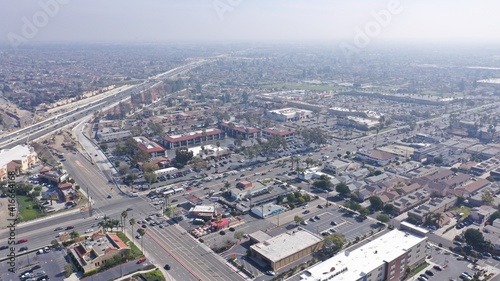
[262,128,293,136]
[107,233,128,249]
[219,122,260,134]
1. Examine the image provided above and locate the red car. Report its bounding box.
[186,187,192,191]
[137,257,146,264]
[18,238,28,244]
[66,226,75,230]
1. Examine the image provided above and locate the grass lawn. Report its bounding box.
[454,206,472,220]
[408,262,429,278]
[17,195,44,222]
[115,232,143,259]
[139,270,166,281]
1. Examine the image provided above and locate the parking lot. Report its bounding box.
[413,244,500,281]
[1,247,67,281]
[298,206,385,243]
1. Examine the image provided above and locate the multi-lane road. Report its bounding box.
[0,58,245,281]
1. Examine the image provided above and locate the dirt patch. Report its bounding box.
[0,197,13,229]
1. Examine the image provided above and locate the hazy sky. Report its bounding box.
[1,0,500,46]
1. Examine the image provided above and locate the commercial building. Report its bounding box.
[251,203,285,218]
[68,232,129,274]
[337,116,380,131]
[300,230,427,281]
[261,128,294,142]
[323,159,351,174]
[189,205,215,218]
[218,122,261,140]
[163,128,226,149]
[250,229,323,271]
[133,136,166,157]
[266,108,312,122]
[0,144,38,181]
[96,129,131,142]
[230,181,270,200]
[356,150,397,166]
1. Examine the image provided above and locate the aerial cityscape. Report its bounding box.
[2,1,500,281]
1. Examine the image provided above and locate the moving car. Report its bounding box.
[18,238,28,243]
[164,264,171,270]
[137,257,146,264]
[66,226,75,230]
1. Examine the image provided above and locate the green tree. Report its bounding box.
[369,196,384,211]
[69,231,80,241]
[192,157,208,172]
[99,143,108,151]
[144,172,158,187]
[383,204,394,215]
[376,214,390,223]
[175,147,193,165]
[323,233,345,253]
[64,263,74,278]
[464,228,485,249]
[294,215,304,225]
[123,173,138,186]
[433,157,443,165]
[118,164,129,175]
[121,211,128,232]
[488,211,500,224]
[482,190,494,205]
[336,182,350,197]
[129,218,136,240]
[234,231,245,241]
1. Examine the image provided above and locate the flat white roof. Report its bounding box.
[0,145,34,168]
[154,167,178,174]
[301,230,426,281]
[250,229,322,262]
[190,205,215,213]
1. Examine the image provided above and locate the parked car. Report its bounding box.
[137,257,146,264]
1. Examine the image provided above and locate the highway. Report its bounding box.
[0,59,208,150]
[0,58,244,281]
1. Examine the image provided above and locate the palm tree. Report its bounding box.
[423,212,434,226]
[121,211,128,232]
[432,212,444,227]
[97,221,105,233]
[129,218,136,241]
[70,231,80,241]
[290,156,298,170]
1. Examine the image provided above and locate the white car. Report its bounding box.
[266,270,276,276]
[85,229,94,233]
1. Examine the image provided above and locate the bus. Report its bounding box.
[162,189,174,196]
[173,187,184,194]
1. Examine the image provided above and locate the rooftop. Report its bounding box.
[250,229,322,262]
[0,144,36,168]
[301,230,426,281]
[165,128,224,142]
[133,136,165,153]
